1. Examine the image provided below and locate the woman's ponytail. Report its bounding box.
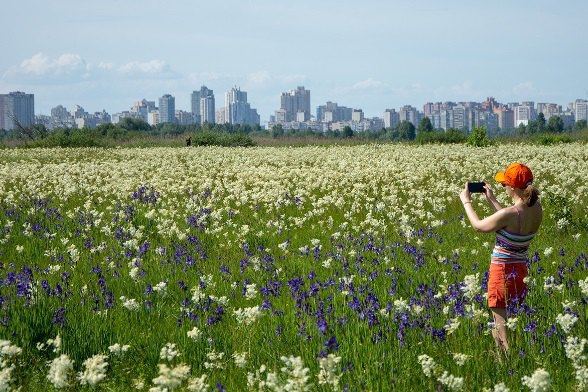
[522,184,539,206]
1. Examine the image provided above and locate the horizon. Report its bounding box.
[1,1,587,120]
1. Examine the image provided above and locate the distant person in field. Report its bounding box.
[186,136,192,146]
[459,163,542,353]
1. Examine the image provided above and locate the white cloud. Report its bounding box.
[17,52,87,76]
[245,71,307,87]
[351,78,385,90]
[118,60,169,75]
[512,81,535,96]
[97,62,115,70]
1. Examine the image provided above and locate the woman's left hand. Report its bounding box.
[459,182,471,205]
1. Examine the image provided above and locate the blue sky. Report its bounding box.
[1,0,587,120]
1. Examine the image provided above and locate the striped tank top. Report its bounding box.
[490,205,535,265]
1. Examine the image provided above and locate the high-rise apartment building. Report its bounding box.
[536,103,561,120]
[399,105,418,127]
[574,99,588,123]
[383,109,399,129]
[0,91,34,130]
[159,94,176,124]
[514,104,534,127]
[317,102,352,122]
[199,86,215,124]
[279,86,310,122]
[224,86,260,126]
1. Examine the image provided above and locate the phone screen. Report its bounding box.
[467,182,486,193]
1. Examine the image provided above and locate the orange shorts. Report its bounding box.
[487,263,528,308]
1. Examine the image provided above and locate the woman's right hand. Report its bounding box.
[483,183,496,202]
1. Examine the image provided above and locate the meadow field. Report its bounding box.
[0,144,586,391]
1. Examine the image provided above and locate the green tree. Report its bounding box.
[574,120,587,131]
[467,126,492,147]
[398,121,416,140]
[536,113,546,133]
[271,124,284,138]
[417,117,434,134]
[342,126,354,138]
[119,117,151,132]
[546,116,564,133]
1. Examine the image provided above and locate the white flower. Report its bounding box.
[78,354,108,386]
[280,355,311,391]
[187,327,202,341]
[187,374,209,392]
[393,298,409,313]
[233,306,262,326]
[574,364,588,390]
[153,281,168,296]
[15,245,24,253]
[483,382,510,392]
[160,343,180,361]
[151,363,190,391]
[564,336,587,363]
[579,277,588,297]
[46,334,62,353]
[244,283,258,300]
[0,364,15,392]
[505,317,518,330]
[543,276,563,293]
[204,350,225,370]
[521,368,551,392]
[108,343,130,356]
[0,340,22,358]
[543,247,553,257]
[120,296,140,311]
[47,354,74,389]
[438,370,464,391]
[233,352,248,368]
[556,313,578,334]
[452,353,470,366]
[418,354,439,377]
[461,273,480,300]
[318,354,342,391]
[445,318,461,335]
[322,258,332,268]
[133,378,145,389]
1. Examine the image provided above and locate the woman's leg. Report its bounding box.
[491,307,509,352]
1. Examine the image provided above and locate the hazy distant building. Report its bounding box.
[199,86,215,124]
[352,109,364,122]
[574,99,588,123]
[159,94,176,124]
[189,91,201,124]
[514,104,534,127]
[0,91,34,130]
[278,86,311,123]
[536,103,561,120]
[316,101,352,122]
[131,99,156,122]
[384,109,399,128]
[399,105,418,127]
[176,110,195,125]
[474,111,499,133]
[224,86,260,125]
[493,107,514,130]
[148,111,159,126]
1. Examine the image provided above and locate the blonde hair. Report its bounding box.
[522,184,539,206]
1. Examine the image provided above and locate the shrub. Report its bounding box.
[466,127,492,147]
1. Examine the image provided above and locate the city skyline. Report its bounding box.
[1,1,587,120]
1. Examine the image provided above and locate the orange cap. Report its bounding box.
[495,162,533,189]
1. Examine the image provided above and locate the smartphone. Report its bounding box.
[467,182,486,193]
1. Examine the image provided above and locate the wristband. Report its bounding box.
[463,201,472,205]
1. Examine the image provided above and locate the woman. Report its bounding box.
[459,162,542,353]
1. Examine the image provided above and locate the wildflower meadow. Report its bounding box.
[0,144,586,391]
